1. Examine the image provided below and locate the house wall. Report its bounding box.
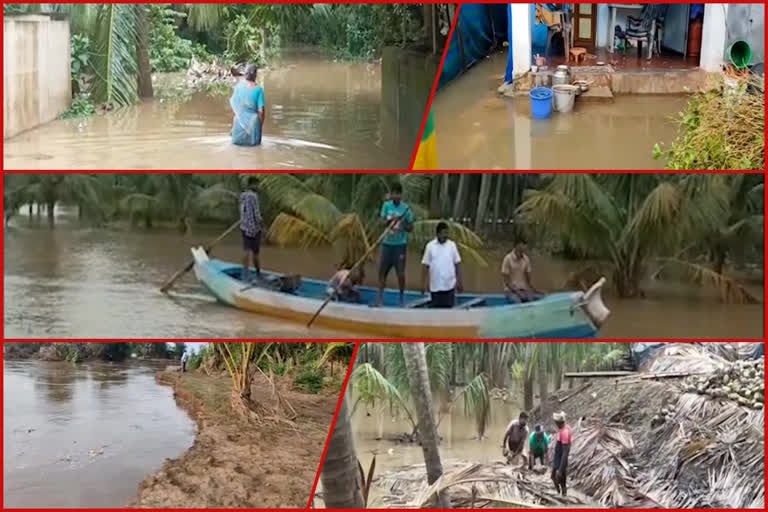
[726,3,764,64]
[4,14,71,139]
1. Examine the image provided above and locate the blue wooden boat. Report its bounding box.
[191,247,610,338]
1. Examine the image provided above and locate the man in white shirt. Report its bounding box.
[421,222,463,308]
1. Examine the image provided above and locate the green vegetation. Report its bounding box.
[4,342,187,362]
[4,173,762,304]
[654,76,764,170]
[4,3,447,111]
[352,342,629,439]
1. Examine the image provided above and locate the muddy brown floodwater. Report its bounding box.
[3,53,413,170]
[3,360,196,508]
[432,52,687,170]
[4,208,763,339]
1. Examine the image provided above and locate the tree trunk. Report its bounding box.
[537,357,548,405]
[47,201,55,228]
[452,174,469,221]
[136,5,154,98]
[493,173,503,233]
[429,176,441,217]
[27,204,33,217]
[320,396,365,508]
[523,370,534,413]
[401,342,451,508]
[440,174,451,217]
[474,173,492,234]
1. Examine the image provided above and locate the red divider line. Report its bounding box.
[3,169,763,175]
[305,342,361,509]
[4,338,764,343]
[407,4,461,170]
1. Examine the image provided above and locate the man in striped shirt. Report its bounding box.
[240,176,263,282]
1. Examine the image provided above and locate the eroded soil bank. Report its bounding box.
[131,371,337,508]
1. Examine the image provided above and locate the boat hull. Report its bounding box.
[191,247,608,338]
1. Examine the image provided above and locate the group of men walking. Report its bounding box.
[503,410,572,496]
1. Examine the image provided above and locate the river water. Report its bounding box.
[4,210,763,339]
[3,360,196,508]
[432,52,686,170]
[3,54,412,170]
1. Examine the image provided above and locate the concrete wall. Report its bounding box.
[380,46,441,150]
[4,14,71,139]
[726,3,764,65]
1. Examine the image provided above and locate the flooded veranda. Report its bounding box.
[3,53,414,170]
[3,208,763,339]
[432,52,688,170]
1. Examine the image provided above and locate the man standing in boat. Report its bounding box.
[421,221,463,308]
[377,183,414,307]
[240,176,263,283]
[501,238,543,303]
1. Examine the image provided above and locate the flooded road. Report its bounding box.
[4,54,413,170]
[4,210,763,339]
[3,360,196,508]
[432,52,686,170]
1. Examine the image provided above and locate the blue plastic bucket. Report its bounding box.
[529,87,553,119]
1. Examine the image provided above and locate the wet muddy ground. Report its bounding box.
[432,52,687,169]
[4,54,413,170]
[133,371,337,508]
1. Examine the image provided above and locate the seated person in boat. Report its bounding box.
[501,238,543,303]
[327,266,363,303]
[421,222,463,308]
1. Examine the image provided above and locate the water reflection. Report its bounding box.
[4,54,413,170]
[4,211,763,339]
[3,360,195,508]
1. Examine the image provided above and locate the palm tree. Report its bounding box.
[320,395,365,508]
[6,174,103,227]
[516,174,756,302]
[255,174,487,269]
[401,342,451,508]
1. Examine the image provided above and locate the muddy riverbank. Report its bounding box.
[132,370,337,508]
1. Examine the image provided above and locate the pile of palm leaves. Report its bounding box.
[370,460,600,509]
[654,74,765,170]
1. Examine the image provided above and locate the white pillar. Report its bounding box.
[511,3,532,77]
[700,3,729,71]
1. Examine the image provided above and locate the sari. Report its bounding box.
[230,80,265,146]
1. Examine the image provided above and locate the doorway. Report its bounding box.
[574,3,597,48]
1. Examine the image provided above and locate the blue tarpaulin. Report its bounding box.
[439,4,559,88]
[438,4,507,89]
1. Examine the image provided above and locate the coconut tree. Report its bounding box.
[255,174,487,270]
[400,342,451,507]
[320,395,365,508]
[516,173,757,302]
[7,174,103,227]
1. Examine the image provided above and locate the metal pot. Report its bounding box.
[552,65,572,86]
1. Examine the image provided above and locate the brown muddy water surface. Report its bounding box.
[3,360,196,508]
[4,54,412,170]
[433,53,686,169]
[4,210,763,339]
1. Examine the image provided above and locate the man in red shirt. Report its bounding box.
[552,411,572,496]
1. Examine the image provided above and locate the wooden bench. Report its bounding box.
[455,297,486,309]
[405,297,431,309]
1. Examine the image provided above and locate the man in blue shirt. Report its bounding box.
[377,183,414,307]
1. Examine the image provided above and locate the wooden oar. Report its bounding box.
[159,219,242,293]
[306,208,410,328]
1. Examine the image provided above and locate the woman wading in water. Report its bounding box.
[230,63,266,146]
